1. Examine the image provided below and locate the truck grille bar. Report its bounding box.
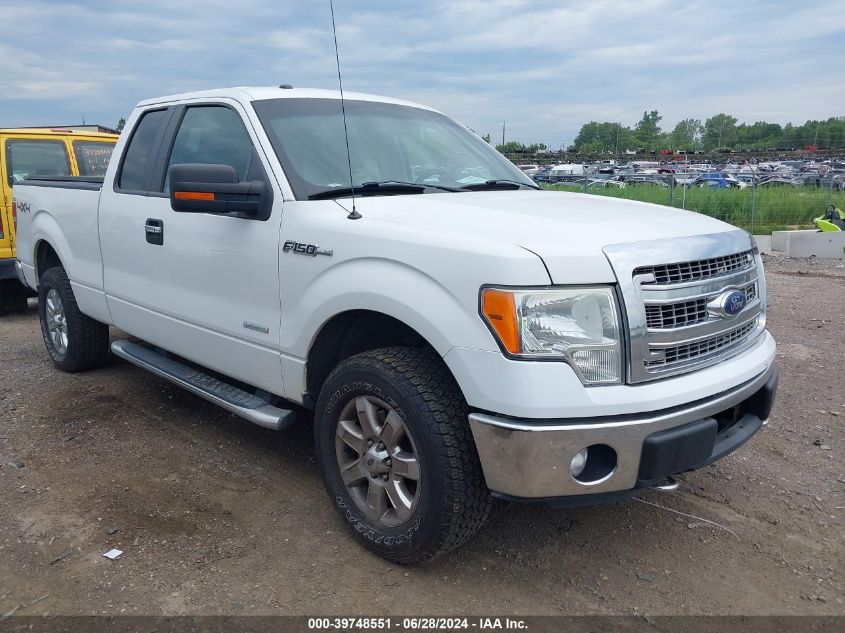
[634,250,754,285]
[644,320,758,368]
[644,282,757,330]
[604,232,767,383]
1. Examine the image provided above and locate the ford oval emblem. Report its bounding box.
[721,290,747,316]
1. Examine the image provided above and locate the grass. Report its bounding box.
[542,183,845,234]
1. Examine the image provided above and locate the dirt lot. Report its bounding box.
[0,254,843,618]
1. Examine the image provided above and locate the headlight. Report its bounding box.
[481,286,623,384]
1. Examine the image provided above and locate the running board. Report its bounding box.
[110,340,295,431]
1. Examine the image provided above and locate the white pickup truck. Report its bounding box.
[13,87,777,563]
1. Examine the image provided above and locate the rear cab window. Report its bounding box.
[5,139,71,185]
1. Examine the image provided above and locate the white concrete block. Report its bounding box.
[753,235,773,254]
[771,229,815,252]
[785,230,845,259]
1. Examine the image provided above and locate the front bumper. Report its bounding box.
[468,364,778,503]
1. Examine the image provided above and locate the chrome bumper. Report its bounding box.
[14,260,30,288]
[468,364,776,500]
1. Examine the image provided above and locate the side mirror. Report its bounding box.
[169,163,269,219]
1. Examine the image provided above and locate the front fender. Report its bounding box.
[281,256,495,358]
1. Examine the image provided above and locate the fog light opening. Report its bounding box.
[571,444,617,485]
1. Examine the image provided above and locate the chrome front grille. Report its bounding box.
[634,250,754,285]
[645,298,707,329]
[745,282,757,302]
[644,281,758,330]
[604,232,767,383]
[644,320,758,368]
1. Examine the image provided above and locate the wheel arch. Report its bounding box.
[34,239,64,283]
[304,309,460,409]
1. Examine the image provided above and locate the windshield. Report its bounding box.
[252,98,534,199]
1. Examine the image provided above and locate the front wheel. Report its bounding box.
[38,267,110,372]
[315,346,492,563]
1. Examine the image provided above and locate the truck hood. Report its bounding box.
[339,190,738,284]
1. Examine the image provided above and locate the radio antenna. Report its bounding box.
[329,0,361,220]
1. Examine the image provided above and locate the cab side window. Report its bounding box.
[162,106,260,193]
[73,141,115,177]
[118,109,168,192]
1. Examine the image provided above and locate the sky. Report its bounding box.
[2,0,844,147]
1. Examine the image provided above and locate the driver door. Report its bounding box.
[102,102,285,394]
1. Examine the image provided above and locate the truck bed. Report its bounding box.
[20,176,104,191]
[14,177,107,321]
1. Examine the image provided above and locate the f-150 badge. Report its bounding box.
[282,241,333,257]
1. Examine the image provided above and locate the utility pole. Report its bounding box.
[501,121,506,148]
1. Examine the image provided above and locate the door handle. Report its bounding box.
[145,218,164,245]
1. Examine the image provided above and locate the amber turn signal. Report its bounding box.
[481,289,520,354]
[174,191,215,201]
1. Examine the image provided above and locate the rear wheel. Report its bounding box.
[38,267,110,372]
[316,346,491,563]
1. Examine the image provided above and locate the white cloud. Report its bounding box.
[0,0,842,141]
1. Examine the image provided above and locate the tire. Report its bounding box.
[315,346,492,563]
[38,267,110,372]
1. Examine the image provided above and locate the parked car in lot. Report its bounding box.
[517,163,541,177]
[549,163,586,181]
[14,87,777,563]
[689,172,746,189]
[617,174,672,187]
[587,177,626,189]
[531,165,554,183]
[757,176,799,188]
[1,127,117,313]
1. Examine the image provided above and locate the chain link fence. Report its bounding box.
[541,172,844,234]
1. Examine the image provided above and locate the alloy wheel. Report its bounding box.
[45,288,68,355]
[334,395,421,527]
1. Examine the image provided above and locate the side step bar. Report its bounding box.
[111,340,296,431]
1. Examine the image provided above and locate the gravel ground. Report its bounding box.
[0,254,843,617]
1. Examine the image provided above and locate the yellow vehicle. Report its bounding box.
[0,128,117,313]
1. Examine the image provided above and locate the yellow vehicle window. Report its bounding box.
[5,139,71,185]
[73,141,115,177]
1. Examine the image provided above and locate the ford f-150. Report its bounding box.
[13,87,778,563]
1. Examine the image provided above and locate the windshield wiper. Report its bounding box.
[308,180,457,200]
[458,179,539,191]
[379,180,460,192]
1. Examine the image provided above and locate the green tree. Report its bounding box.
[634,110,663,150]
[525,142,547,152]
[703,114,738,150]
[495,141,527,154]
[481,133,491,144]
[571,122,635,153]
[116,117,126,133]
[734,121,782,149]
[670,118,703,150]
